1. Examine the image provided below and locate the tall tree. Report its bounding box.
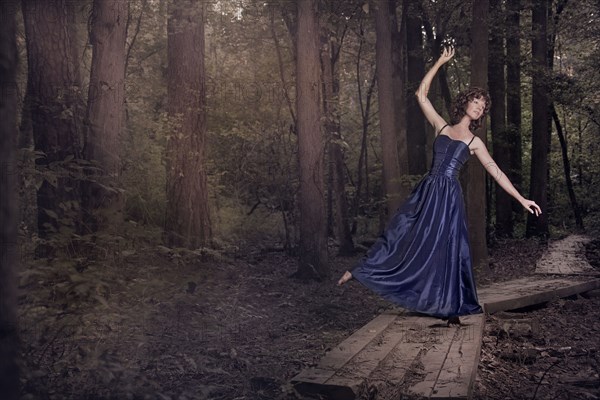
[527,0,550,237]
[489,0,512,237]
[551,105,584,229]
[374,0,406,215]
[22,0,84,238]
[352,14,377,234]
[84,0,128,231]
[165,0,212,248]
[506,0,523,226]
[391,0,410,202]
[0,0,20,397]
[295,0,328,279]
[320,15,354,256]
[464,0,489,271]
[547,0,582,230]
[405,0,427,175]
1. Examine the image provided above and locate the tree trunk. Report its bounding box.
[295,0,328,279]
[165,0,212,248]
[0,1,20,397]
[405,0,427,175]
[321,32,354,255]
[374,0,405,216]
[464,0,489,272]
[489,0,512,237]
[506,0,523,227]
[352,21,377,234]
[22,0,84,240]
[84,0,128,231]
[551,105,584,230]
[526,0,550,238]
[391,0,410,199]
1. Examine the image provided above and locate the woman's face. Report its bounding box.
[465,96,487,121]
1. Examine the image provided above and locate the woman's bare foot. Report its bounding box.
[337,271,353,286]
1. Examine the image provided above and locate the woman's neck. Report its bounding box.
[453,116,472,134]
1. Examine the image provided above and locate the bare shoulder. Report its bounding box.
[469,135,486,150]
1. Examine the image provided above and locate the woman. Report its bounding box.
[337,47,541,325]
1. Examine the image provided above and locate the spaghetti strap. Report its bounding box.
[438,124,449,135]
[467,135,476,147]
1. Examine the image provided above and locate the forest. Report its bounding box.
[1,0,599,399]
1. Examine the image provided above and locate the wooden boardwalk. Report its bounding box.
[291,236,600,399]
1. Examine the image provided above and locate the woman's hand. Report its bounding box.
[520,199,542,217]
[438,46,455,65]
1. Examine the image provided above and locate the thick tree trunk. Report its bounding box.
[165,0,212,248]
[526,0,550,237]
[489,0,512,237]
[22,0,84,239]
[506,0,523,226]
[374,0,405,216]
[0,1,20,397]
[295,0,328,279]
[84,0,128,231]
[321,33,354,255]
[405,0,427,175]
[465,0,489,272]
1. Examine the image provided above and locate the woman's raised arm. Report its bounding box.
[415,47,454,133]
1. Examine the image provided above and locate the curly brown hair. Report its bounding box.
[450,87,491,131]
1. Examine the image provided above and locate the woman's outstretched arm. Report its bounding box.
[471,137,542,216]
[415,47,454,133]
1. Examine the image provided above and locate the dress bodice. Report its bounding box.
[429,134,472,179]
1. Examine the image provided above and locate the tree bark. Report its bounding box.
[0,1,20,397]
[84,0,128,231]
[465,0,489,272]
[506,0,523,226]
[489,0,512,237]
[165,0,212,248]
[374,0,405,216]
[22,0,84,240]
[295,0,328,279]
[526,0,550,237]
[405,0,427,175]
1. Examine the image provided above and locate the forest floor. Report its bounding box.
[17,230,600,400]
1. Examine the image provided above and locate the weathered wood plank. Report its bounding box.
[479,277,600,314]
[291,311,399,393]
[324,316,433,395]
[371,316,453,398]
[430,314,485,399]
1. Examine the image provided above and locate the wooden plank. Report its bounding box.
[324,316,433,394]
[479,277,600,314]
[291,311,399,391]
[430,314,485,399]
[319,311,399,370]
[409,325,459,397]
[370,316,444,398]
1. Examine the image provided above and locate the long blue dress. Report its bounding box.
[351,132,483,318]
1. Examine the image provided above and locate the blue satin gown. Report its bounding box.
[351,133,483,318]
